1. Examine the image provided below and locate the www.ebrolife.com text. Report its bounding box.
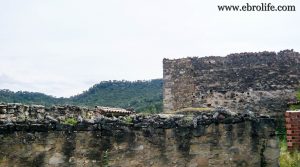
[218,3,296,12]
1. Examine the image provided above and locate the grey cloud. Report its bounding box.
[0,0,300,96]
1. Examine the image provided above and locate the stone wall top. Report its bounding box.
[0,103,274,133]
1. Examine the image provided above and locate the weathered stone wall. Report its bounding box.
[0,121,278,167]
[163,50,300,115]
[0,104,279,167]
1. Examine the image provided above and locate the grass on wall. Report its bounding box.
[289,89,300,111]
[280,139,300,167]
[277,125,300,167]
[63,118,78,126]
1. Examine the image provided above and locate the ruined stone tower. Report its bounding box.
[163,50,300,115]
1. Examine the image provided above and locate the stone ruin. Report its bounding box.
[0,103,279,166]
[0,103,134,126]
[163,49,300,116]
[0,103,268,131]
[2,49,298,166]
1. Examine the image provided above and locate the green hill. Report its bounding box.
[0,79,163,113]
[0,89,66,106]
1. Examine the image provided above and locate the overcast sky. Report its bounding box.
[0,0,299,97]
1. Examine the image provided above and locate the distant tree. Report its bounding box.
[0,79,163,113]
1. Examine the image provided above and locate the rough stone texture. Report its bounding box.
[0,103,272,131]
[0,121,278,167]
[163,50,300,116]
[0,103,279,166]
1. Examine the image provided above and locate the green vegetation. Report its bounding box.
[122,116,133,125]
[297,90,300,100]
[69,79,163,113]
[276,117,286,141]
[0,89,66,106]
[280,139,300,167]
[0,79,163,113]
[289,89,300,111]
[278,89,300,166]
[63,118,78,126]
[290,105,300,111]
[277,122,300,167]
[102,150,109,167]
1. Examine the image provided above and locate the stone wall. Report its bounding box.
[0,121,278,167]
[163,50,300,115]
[0,104,279,167]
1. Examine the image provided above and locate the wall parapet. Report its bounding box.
[0,103,275,132]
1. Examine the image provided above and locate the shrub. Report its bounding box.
[290,105,300,111]
[279,131,300,167]
[63,118,78,126]
[289,89,300,110]
[122,116,133,125]
[280,144,300,167]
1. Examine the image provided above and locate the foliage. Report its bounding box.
[280,139,300,167]
[289,89,300,111]
[297,89,300,100]
[0,79,163,113]
[69,79,163,113]
[63,118,78,126]
[102,150,109,167]
[0,89,66,106]
[276,117,286,141]
[290,105,300,111]
[122,116,133,125]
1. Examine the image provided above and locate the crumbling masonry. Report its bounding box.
[163,50,300,115]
